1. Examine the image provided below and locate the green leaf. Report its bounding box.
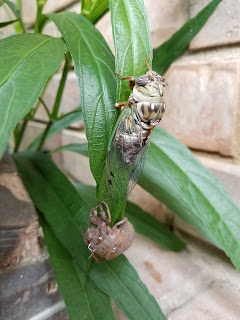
[89,255,166,320]
[13,151,90,268]
[96,0,153,223]
[50,143,89,157]
[40,216,115,320]
[139,126,240,272]
[48,12,116,185]
[153,0,222,74]
[3,0,26,32]
[14,152,166,319]
[74,183,98,207]
[0,19,18,27]
[125,201,185,252]
[0,34,66,158]
[28,107,83,150]
[109,0,152,102]
[74,182,185,252]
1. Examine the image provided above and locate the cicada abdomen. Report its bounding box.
[105,58,167,201]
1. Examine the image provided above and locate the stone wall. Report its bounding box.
[0,154,68,319]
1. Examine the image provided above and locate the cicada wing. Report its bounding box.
[105,109,134,201]
[105,106,151,201]
[126,141,149,198]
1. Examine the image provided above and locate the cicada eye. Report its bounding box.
[136,76,148,85]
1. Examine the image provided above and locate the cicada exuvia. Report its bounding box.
[105,57,167,200]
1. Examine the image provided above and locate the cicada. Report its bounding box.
[105,57,167,200]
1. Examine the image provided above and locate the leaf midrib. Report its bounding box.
[100,261,161,320]
[148,138,240,254]
[0,37,51,87]
[73,259,95,320]
[63,15,113,182]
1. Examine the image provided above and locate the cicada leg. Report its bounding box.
[89,205,102,226]
[114,101,126,109]
[113,217,128,229]
[146,53,151,71]
[115,71,135,91]
[98,201,111,226]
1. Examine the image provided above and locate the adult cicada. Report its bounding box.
[105,57,167,201]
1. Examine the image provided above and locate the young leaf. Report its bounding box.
[0,19,18,28]
[109,0,152,102]
[74,182,185,252]
[3,0,26,33]
[89,255,166,320]
[40,216,115,320]
[48,12,116,185]
[28,107,83,150]
[50,143,89,157]
[0,34,66,159]
[139,126,240,272]
[153,0,222,74]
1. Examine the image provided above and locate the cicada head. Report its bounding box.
[133,70,167,103]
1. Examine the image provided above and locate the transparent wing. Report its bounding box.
[126,142,149,198]
[105,105,151,201]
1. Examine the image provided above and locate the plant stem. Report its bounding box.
[36,120,53,152]
[36,53,71,151]
[14,119,28,152]
[51,54,71,119]
[16,0,21,10]
[81,0,92,16]
[3,0,26,33]
[34,0,47,33]
[34,6,42,33]
[39,97,51,119]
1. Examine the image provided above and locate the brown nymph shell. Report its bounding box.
[84,201,134,261]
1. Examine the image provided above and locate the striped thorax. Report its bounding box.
[133,70,167,126]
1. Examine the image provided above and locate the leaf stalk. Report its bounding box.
[36,53,72,151]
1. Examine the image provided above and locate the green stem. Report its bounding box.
[34,0,47,33]
[36,53,71,151]
[16,0,21,10]
[39,97,51,119]
[81,0,92,16]
[38,15,48,33]
[14,119,28,152]
[51,54,71,119]
[34,6,42,33]
[3,0,26,33]
[36,120,53,152]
